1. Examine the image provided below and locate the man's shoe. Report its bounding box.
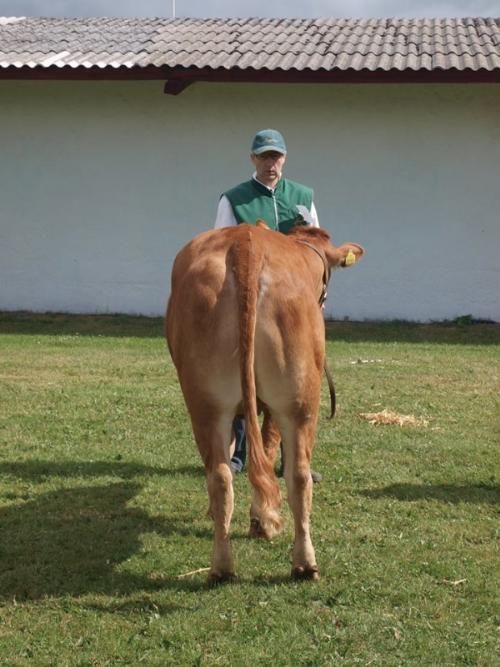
[230,458,244,474]
[311,470,322,483]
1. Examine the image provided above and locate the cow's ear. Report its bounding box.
[337,243,365,268]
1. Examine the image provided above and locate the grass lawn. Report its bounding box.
[0,312,498,666]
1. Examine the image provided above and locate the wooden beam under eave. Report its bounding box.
[1,65,499,85]
[164,79,194,95]
[163,67,500,85]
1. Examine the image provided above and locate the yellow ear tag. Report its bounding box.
[344,249,356,266]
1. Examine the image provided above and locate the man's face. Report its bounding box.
[251,150,287,186]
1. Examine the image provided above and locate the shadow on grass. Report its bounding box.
[361,482,499,505]
[83,597,191,616]
[0,482,215,601]
[1,312,498,345]
[251,573,301,586]
[82,571,300,606]
[0,459,205,481]
[0,460,293,599]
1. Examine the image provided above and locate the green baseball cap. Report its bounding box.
[251,129,287,155]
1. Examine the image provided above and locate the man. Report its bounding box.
[215,128,319,232]
[214,128,322,482]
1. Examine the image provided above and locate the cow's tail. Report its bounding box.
[232,229,282,539]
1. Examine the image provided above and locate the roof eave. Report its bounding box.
[1,65,499,92]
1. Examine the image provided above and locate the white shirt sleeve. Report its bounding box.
[310,202,320,227]
[214,195,238,229]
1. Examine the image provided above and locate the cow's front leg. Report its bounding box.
[282,418,319,580]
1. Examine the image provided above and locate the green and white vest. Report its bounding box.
[223,177,313,235]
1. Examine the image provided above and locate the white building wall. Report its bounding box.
[0,80,499,321]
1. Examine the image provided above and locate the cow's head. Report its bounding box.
[330,241,365,270]
[288,225,365,270]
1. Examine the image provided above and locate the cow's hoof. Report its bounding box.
[292,566,320,581]
[208,571,236,586]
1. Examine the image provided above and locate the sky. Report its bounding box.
[0,0,498,19]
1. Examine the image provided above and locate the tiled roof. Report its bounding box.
[0,16,499,72]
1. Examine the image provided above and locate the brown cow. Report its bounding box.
[166,223,364,582]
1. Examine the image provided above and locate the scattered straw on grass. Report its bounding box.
[177,567,210,579]
[360,409,429,427]
[440,578,467,586]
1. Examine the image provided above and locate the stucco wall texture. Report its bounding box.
[0,81,498,321]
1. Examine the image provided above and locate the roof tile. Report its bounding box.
[0,16,498,72]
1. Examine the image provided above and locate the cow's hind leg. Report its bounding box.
[192,413,236,583]
[279,412,319,581]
